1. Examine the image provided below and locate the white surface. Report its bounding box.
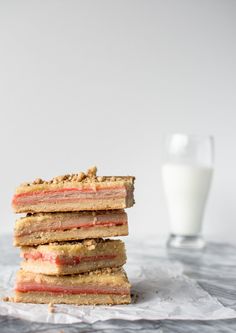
[162,164,213,235]
[0,0,236,243]
[1,241,236,323]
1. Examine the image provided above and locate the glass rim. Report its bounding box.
[163,133,214,141]
[162,132,215,164]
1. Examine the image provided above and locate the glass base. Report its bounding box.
[167,234,206,250]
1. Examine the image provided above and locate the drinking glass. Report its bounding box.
[162,133,214,249]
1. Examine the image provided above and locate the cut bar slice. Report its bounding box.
[12,167,135,213]
[20,239,126,275]
[14,268,131,305]
[14,210,128,246]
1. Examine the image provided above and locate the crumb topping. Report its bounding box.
[82,239,97,250]
[48,303,55,313]
[19,166,134,188]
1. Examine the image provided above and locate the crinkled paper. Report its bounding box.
[0,239,235,323]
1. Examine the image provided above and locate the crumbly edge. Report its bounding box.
[16,267,130,286]
[15,166,135,194]
[20,238,125,255]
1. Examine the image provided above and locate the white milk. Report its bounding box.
[162,163,213,235]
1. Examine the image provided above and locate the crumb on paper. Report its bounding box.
[48,303,55,313]
[83,239,97,250]
[2,296,10,302]
[131,292,139,304]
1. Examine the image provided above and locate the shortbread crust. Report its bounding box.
[14,268,131,305]
[20,239,126,275]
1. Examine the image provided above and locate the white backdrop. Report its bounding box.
[0,0,236,243]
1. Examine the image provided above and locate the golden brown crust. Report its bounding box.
[14,291,131,305]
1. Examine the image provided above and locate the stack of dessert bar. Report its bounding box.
[12,167,135,305]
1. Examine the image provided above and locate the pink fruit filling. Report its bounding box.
[23,252,117,265]
[15,282,129,295]
[12,187,126,207]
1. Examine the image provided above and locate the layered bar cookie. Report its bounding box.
[12,166,135,213]
[14,210,128,246]
[14,268,131,305]
[20,239,126,275]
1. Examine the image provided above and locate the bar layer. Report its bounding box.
[20,239,126,275]
[14,268,131,305]
[12,168,135,213]
[14,210,128,246]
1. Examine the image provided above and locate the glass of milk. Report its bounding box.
[162,133,214,249]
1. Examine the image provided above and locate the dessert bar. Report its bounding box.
[20,239,126,275]
[12,167,135,213]
[14,210,128,246]
[14,268,131,305]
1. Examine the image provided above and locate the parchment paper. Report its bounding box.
[0,240,235,324]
